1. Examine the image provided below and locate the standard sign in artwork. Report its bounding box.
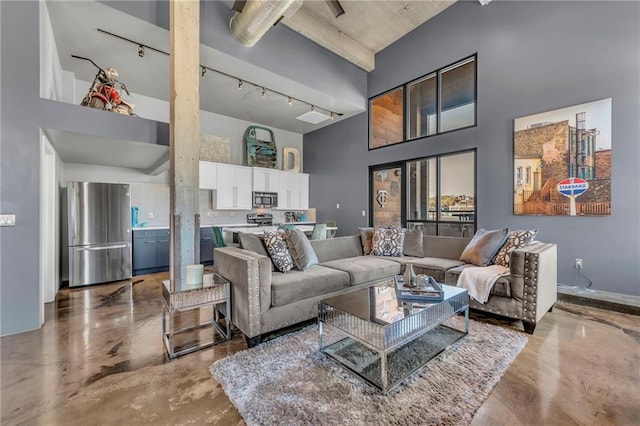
[557,178,589,197]
[557,177,589,216]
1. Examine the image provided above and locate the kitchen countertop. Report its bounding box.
[133,223,259,231]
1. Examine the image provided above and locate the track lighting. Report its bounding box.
[96,28,342,121]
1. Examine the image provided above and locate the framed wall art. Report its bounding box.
[513,98,611,216]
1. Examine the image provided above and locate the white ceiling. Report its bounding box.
[45,128,169,171]
[285,0,456,71]
[299,1,455,54]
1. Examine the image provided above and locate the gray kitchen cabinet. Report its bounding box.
[133,230,161,275]
[134,228,214,275]
[157,229,170,268]
[200,227,214,265]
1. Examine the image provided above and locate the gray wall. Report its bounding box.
[304,1,640,296]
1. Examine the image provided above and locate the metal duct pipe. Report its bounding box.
[230,0,297,47]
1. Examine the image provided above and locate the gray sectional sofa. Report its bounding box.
[215,234,557,347]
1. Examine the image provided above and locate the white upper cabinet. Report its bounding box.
[216,164,252,210]
[252,167,280,193]
[276,171,309,210]
[199,161,217,190]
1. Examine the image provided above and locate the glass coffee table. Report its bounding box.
[318,280,468,393]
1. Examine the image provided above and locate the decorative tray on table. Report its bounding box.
[394,274,444,303]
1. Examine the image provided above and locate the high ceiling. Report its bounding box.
[46,0,457,139]
[284,0,456,71]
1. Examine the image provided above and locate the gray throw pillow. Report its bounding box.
[359,227,374,255]
[492,229,538,267]
[460,228,509,266]
[263,231,295,273]
[403,229,423,257]
[371,227,406,257]
[284,229,319,270]
[238,232,275,271]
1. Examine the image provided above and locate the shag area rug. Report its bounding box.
[210,317,527,425]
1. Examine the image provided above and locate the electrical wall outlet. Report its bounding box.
[575,258,583,269]
[230,212,235,217]
[336,203,340,209]
[148,212,154,219]
[0,214,16,227]
[362,210,366,216]
[206,211,211,217]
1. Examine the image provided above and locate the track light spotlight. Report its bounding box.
[95,28,343,120]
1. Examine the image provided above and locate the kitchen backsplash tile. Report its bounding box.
[130,183,287,227]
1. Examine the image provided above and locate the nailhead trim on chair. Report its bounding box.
[522,251,539,323]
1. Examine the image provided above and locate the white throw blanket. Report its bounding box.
[457,265,509,304]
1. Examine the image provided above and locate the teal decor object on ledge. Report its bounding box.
[244,125,277,169]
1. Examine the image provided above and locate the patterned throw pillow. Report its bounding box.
[263,231,294,273]
[493,229,539,267]
[371,227,406,257]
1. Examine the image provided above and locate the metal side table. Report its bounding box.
[162,273,231,359]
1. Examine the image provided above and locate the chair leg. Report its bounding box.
[523,321,536,334]
[245,334,262,348]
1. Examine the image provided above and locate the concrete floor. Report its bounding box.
[1,272,638,425]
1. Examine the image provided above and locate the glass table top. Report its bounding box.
[321,280,467,325]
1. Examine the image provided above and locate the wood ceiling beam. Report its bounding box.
[282,8,375,72]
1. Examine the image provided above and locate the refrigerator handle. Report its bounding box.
[76,244,129,251]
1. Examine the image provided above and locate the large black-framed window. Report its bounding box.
[369,54,477,150]
[370,149,476,238]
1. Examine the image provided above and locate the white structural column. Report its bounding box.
[169,0,200,292]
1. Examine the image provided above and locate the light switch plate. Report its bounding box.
[0,214,16,227]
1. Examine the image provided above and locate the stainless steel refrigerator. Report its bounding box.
[68,182,132,287]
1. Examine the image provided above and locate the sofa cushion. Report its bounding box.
[284,229,318,270]
[403,257,466,282]
[403,229,423,257]
[460,228,509,266]
[359,227,374,255]
[310,236,363,263]
[238,232,275,271]
[371,227,406,257]
[264,231,294,273]
[271,265,350,307]
[445,264,512,298]
[320,256,401,285]
[492,229,538,267]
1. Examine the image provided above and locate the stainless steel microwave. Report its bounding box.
[253,192,278,208]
